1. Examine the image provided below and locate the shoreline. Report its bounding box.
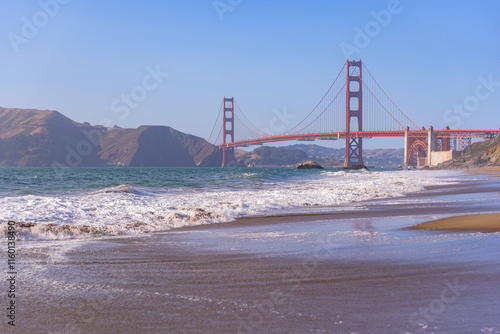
[174,172,500,232]
[5,169,500,333]
[7,168,500,238]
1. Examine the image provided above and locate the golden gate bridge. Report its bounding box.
[208,60,500,167]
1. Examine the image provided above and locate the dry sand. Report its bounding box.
[466,166,500,176]
[411,213,500,232]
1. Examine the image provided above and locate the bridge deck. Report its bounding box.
[219,130,500,149]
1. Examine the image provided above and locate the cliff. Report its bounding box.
[0,108,106,166]
[0,107,221,167]
[99,126,221,167]
[439,136,500,168]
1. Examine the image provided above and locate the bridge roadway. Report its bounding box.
[219,129,500,149]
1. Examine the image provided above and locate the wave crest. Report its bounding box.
[90,184,141,195]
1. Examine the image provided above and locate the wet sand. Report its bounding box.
[411,213,500,232]
[16,241,500,334]
[4,171,500,334]
[409,167,500,232]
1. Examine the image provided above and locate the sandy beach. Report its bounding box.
[3,169,500,334]
[409,167,500,232]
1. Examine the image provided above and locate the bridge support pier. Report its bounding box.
[427,126,436,166]
[405,126,447,167]
[405,127,428,167]
[404,127,409,167]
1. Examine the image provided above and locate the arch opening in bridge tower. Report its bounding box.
[349,81,360,92]
[349,97,360,111]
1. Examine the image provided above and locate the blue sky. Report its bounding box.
[0,0,499,149]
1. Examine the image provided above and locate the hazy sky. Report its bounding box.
[1,0,499,149]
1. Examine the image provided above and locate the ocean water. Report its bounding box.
[0,167,461,240]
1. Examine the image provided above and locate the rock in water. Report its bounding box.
[297,160,324,169]
[343,164,368,170]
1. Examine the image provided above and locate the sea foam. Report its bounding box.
[0,170,458,240]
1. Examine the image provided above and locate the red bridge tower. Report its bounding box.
[345,60,364,167]
[222,97,236,167]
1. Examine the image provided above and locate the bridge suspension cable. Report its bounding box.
[208,99,224,144]
[280,63,346,135]
[234,101,271,137]
[213,60,425,146]
[363,64,420,130]
[214,126,223,146]
[361,76,408,131]
[289,83,345,135]
[234,113,269,139]
[360,64,425,155]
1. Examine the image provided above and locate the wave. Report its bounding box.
[0,170,460,241]
[0,207,221,241]
[89,184,149,195]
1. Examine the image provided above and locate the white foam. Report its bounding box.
[0,170,459,240]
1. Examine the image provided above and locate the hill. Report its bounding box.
[235,146,308,167]
[98,126,220,167]
[438,136,500,168]
[0,107,221,167]
[233,144,404,168]
[281,144,403,168]
[0,108,106,166]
